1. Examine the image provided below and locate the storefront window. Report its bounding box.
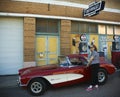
[36,19,59,33]
[107,25,113,35]
[71,22,100,34]
[114,26,120,35]
[71,21,89,33]
[98,24,106,34]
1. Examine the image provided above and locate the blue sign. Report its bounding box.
[83,1,105,17]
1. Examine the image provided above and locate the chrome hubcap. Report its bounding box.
[98,72,105,82]
[31,82,42,93]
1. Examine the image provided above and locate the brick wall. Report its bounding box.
[0,0,120,22]
[60,20,71,55]
[24,17,35,62]
[57,0,120,9]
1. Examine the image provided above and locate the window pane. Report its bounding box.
[98,24,106,34]
[115,26,120,35]
[48,20,58,33]
[36,19,59,33]
[89,23,97,33]
[36,19,47,32]
[107,25,113,35]
[79,22,88,33]
[71,21,79,33]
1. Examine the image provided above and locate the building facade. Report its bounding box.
[0,0,120,75]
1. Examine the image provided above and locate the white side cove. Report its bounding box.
[0,17,23,75]
[43,73,84,84]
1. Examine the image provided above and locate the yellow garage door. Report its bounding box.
[36,36,59,66]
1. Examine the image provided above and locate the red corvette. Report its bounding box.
[18,54,116,96]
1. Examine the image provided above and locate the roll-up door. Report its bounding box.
[0,17,23,75]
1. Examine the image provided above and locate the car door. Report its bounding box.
[66,56,91,83]
[66,66,85,82]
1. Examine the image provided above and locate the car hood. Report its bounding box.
[19,64,59,76]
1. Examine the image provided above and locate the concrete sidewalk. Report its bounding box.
[0,75,18,88]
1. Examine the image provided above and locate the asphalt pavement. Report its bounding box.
[0,75,18,88]
[0,70,120,97]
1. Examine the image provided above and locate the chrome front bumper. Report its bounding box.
[17,76,27,87]
[17,76,21,86]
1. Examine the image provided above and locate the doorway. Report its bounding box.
[36,36,59,66]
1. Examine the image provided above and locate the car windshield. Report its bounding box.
[58,56,71,67]
[58,55,88,67]
[69,57,88,66]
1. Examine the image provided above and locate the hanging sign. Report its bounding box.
[83,0,105,17]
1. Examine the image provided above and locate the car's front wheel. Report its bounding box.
[98,69,108,85]
[28,78,47,96]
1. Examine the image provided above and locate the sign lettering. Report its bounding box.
[83,1,105,17]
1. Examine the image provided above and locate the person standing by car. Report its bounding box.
[86,44,100,91]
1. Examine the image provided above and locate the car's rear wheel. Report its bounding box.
[28,78,47,96]
[98,69,108,85]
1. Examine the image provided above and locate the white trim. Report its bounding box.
[0,12,120,25]
[13,0,120,14]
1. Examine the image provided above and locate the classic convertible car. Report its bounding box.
[18,54,116,96]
